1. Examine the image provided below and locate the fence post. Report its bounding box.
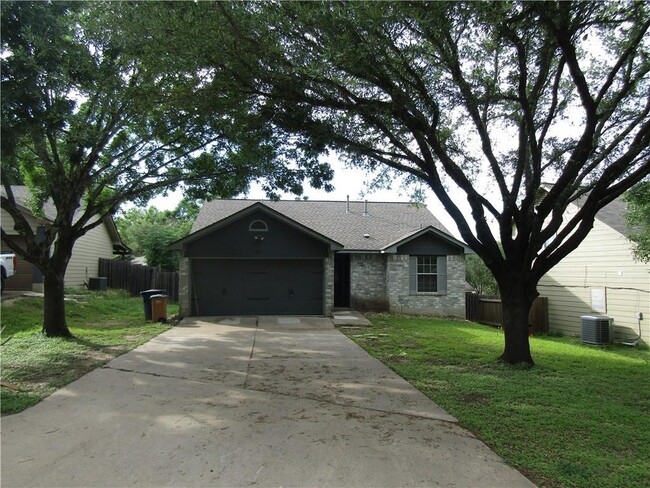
[466,292,479,321]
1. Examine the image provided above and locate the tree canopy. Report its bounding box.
[148,1,649,364]
[2,1,648,363]
[115,203,197,271]
[466,254,499,296]
[0,1,332,337]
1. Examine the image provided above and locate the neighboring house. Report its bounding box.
[171,199,469,317]
[538,196,650,344]
[1,186,130,292]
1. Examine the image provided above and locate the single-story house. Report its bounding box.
[538,195,649,344]
[1,186,130,292]
[171,199,469,317]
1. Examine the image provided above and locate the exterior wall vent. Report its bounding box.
[580,315,613,345]
[249,220,268,232]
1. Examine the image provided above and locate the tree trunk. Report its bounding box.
[42,269,73,338]
[498,289,535,366]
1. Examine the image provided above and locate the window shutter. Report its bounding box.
[437,256,447,293]
[409,256,417,292]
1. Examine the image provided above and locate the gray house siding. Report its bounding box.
[386,254,465,317]
[396,234,460,255]
[344,233,466,317]
[350,254,388,312]
[185,210,329,259]
[175,199,468,318]
[179,257,191,316]
[324,252,335,316]
[179,210,332,317]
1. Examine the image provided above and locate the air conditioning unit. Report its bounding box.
[580,315,612,345]
[88,277,107,291]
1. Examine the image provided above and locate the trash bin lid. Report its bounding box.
[151,294,168,299]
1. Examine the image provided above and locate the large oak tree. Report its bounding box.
[151,1,649,364]
[0,1,332,337]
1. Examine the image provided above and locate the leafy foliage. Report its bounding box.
[115,204,195,271]
[155,1,649,363]
[465,254,499,295]
[0,1,333,336]
[623,181,650,262]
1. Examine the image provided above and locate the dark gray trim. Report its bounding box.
[437,256,447,293]
[409,255,447,294]
[382,226,470,254]
[170,202,343,252]
[189,257,325,316]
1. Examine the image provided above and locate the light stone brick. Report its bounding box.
[324,252,335,315]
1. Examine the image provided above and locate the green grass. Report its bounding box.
[1,290,174,415]
[340,315,650,488]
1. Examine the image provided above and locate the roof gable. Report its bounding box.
[187,199,464,253]
[383,226,472,254]
[540,183,631,237]
[172,202,343,251]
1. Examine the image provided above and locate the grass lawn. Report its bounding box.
[1,290,173,415]
[340,315,650,488]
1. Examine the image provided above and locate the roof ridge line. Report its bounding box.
[211,198,421,204]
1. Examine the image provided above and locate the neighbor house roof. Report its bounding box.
[540,183,631,237]
[575,195,629,236]
[1,185,130,254]
[189,199,467,252]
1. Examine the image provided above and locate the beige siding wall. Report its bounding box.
[1,207,42,235]
[2,209,117,290]
[538,211,650,344]
[65,223,114,288]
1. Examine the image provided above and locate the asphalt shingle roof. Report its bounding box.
[1,185,57,221]
[1,185,128,250]
[192,199,452,251]
[578,196,629,236]
[540,183,631,237]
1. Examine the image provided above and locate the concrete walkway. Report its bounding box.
[1,317,534,488]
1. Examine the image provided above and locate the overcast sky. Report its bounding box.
[148,153,480,240]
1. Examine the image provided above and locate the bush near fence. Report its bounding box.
[98,258,179,302]
[465,292,549,335]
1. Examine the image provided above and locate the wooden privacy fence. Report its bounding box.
[465,292,549,335]
[98,258,179,302]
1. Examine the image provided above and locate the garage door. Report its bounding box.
[191,259,324,316]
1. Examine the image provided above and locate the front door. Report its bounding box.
[334,253,350,308]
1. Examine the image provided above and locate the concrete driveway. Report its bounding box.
[1,317,534,488]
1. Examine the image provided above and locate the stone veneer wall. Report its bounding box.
[178,257,191,317]
[350,254,389,311]
[179,251,465,318]
[386,254,465,317]
[324,253,335,316]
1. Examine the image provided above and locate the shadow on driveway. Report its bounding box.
[1,316,535,487]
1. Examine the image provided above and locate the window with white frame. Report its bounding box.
[417,256,438,292]
[409,255,448,294]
